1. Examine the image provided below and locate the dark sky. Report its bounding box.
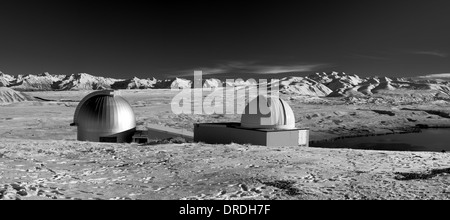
[0,0,449,79]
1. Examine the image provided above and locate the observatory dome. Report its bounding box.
[240,95,296,129]
[72,90,136,143]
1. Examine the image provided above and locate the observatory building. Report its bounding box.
[72,90,193,143]
[71,90,137,143]
[71,91,308,147]
[194,95,309,147]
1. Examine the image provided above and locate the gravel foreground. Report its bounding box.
[1,139,450,200]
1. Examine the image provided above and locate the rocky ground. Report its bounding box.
[1,89,450,200]
[1,140,450,200]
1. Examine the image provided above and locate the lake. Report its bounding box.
[313,129,450,152]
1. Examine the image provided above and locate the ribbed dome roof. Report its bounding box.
[73,90,136,142]
[241,95,296,129]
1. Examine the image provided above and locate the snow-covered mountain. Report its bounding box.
[56,73,119,90]
[1,71,450,98]
[285,71,450,97]
[277,77,332,96]
[111,77,158,90]
[203,78,222,88]
[9,72,66,91]
[0,72,15,87]
[169,78,192,89]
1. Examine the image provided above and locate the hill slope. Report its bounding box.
[0,87,35,104]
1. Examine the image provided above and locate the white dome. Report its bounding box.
[240,95,296,129]
[72,90,136,142]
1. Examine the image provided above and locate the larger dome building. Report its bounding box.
[71,90,136,143]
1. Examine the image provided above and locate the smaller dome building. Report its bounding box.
[240,95,296,129]
[194,95,309,147]
[71,90,136,143]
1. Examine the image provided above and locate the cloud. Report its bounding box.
[411,50,447,58]
[418,73,450,78]
[190,61,329,75]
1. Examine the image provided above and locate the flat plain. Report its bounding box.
[1,89,450,200]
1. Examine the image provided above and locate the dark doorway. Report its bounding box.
[134,138,148,144]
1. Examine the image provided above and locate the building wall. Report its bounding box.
[194,123,310,147]
[78,128,136,143]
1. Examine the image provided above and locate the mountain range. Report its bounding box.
[1,71,450,98]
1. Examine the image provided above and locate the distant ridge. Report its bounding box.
[1,71,450,98]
